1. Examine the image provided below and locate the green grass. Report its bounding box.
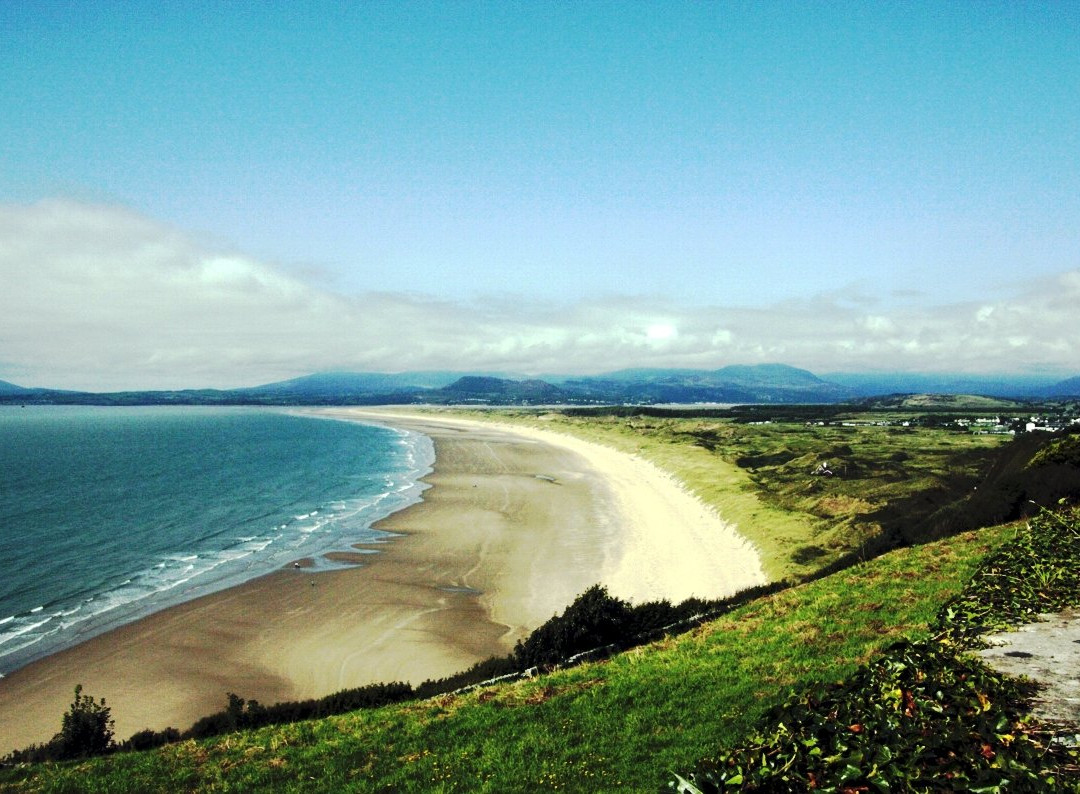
[0,524,1011,793]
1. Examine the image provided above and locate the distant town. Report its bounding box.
[820,413,1080,435]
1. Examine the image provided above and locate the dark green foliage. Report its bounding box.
[735,451,798,469]
[514,585,634,668]
[916,431,1080,540]
[183,683,415,740]
[0,743,54,765]
[936,506,1080,645]
[414,653,518,698]
[790,544,827,565]
[626,597,704,637]
[56,685,115,759]
[671,508,1080,792]
[1027,431,1080,469]
[673,641,1054,792]
[511,585,782,671]
[119,727,180,752]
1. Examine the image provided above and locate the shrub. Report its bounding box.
[53,685,115,760]
[513,585,633,668]
[120,727,181,752]
[671,640,1056,792]
[184,683,416,740]
[3,583,773,761]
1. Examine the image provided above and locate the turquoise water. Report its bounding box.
[0,406,432,674]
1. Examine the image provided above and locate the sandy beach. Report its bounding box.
[0,409,763,755]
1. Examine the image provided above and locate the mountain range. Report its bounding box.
[1,365,1079,407]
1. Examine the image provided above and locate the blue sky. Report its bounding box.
[2,2,1078,389]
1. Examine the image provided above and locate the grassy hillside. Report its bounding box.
[0,524,1012,792]
[673,506,1080,791]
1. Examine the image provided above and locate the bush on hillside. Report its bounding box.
[55,685,115,760]
[935,504,1080,645]
[3,685,115,764]
[184,683,415,740]
[120,727,181,753]
[671,640,1055,793]
[415,654,518,699]
[514,585,633,668]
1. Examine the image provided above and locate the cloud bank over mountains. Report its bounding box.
[2,200,1076,391]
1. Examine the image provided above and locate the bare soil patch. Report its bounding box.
[977,608,1080,732]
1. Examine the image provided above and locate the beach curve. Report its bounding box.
[0,407,764,755]
[339,408,766,607]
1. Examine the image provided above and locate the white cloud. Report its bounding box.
[645,323,678,342]
[1,200,1078,390]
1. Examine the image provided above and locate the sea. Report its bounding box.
[0,406,433,675]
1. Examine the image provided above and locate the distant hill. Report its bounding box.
[557,364,854,404]
[239,374,567,406]
[236,371,556,405]
[855,393,1024,411]
[0,379,31,395]
[240,371,459,399]
[437,376,566,404]
[1047,375,1080,397]
[606,363,830,388]
[4,365,1078,407]
[826,372,1062,399]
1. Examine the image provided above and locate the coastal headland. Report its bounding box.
[0,409,763,754]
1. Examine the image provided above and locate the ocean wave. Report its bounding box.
[0,616,51,642]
